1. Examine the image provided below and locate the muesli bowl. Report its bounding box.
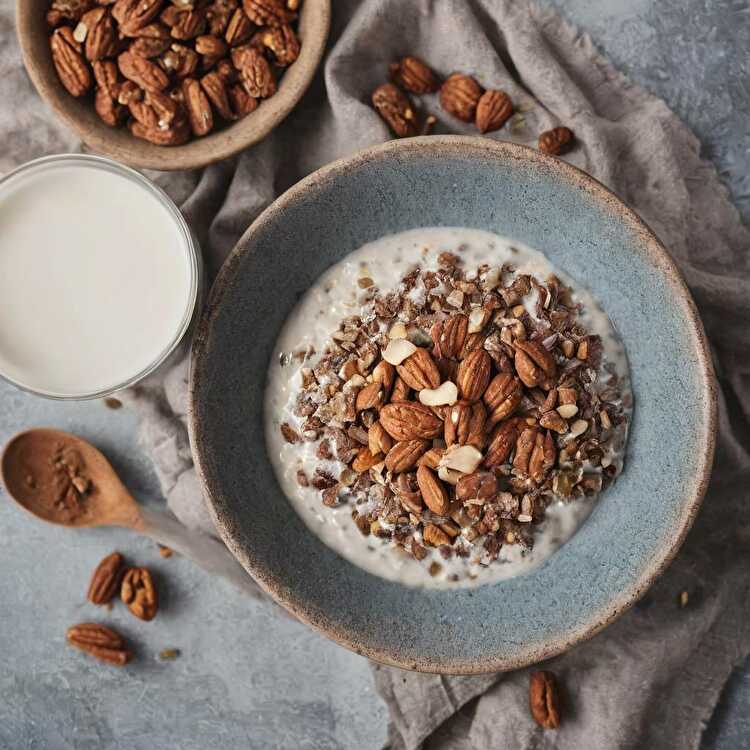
[189,136,716,674]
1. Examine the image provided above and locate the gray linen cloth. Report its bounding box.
[2,1,749,748]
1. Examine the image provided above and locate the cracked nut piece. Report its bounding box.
[380,402,443,441]
[416,465,450,516]
[440,73,482,122]
[195,34,228,61]
[539,126,574,156]
[368,421,393,456]
[243,0,295,27]
[161,43,199,78]
[356,382,383,411]
[67,623,132,666]
[385,439,430,473]
[372,83,419,138]
[115,0,163,35]
[352,447,381,473]
[372,360,396,393]
[182,77,214,135]
[87,551,124,604]
[261,24,300,65]
[475,89,513,133]
[456,348,491,403]
[207,0,238,36]
[439,444,483,475]
[528,430,556,483]
[419,381,458,407]
[228,83,258,117]
[389,56,439,94]
[118,50,169,91]
[51,26,92,97]
[382,338,417,366]
[456,470,498,502]
[121,567,158,621]
[445,400,486,448]
[423,523,451,547]
[397,347,440,391]
[529,671,561,729]
[484,372,523,426]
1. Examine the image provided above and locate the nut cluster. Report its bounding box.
[371,55,575,156]
[281,251,627,578]
[46,0,302,145]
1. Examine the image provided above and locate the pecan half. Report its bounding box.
[371,83,418,138]
[440,73,482,122]
[201,70,235,119]
[439,314,468,359]
[120,567,158,620]
[87,551,124,604]
[380,402,443,441]
[129,22,171,57]
[79,7,118,61]
[390,376,411,403]
[195,34,228,63]
[168,7,208,40]
[514,340,556,389]
[49,0,95,24]
[51,27,92,98]
[528,430,556,483]
[512,427,538,476]
[243,0,294,27]
[416,465,450,516]
[95,87,127,125]
[396,348,440,391]
[475,89,513,133]
[389,56,439,94]
[93,59,120,97]
[228,83,258,116]
[260,24,300,65]
[444,400,486,448]
[393,472,423,514]
[385,439,431,473]
[538,126,574,156]
[456,348,491,403]
[352,447,381,473]
[423,523,451,547]
[484,418,520,467]
[356,382,383,411]
[130,115,191,144]
[372,360,396,394]
[224,7,254,45]
[118,50,169,91]
[235,46,276,97]
[368,421,393,456]
[67,623,132,666]
[181,77,214,135]
[483,373,523,426]
[529,671,561,729]
[115,0,163,36]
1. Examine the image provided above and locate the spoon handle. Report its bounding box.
[136,507,265,600]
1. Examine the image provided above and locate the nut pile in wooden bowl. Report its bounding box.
[47,0,302,145]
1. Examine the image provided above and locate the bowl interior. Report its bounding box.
[17,0,330,171]
[189,137,715,673]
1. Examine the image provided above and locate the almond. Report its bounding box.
[380,402,442,441]
[416,465,450,516]
[383,338,417,365]
[396,347,440,391]
[384,439,431,472]
[456,348,491,402]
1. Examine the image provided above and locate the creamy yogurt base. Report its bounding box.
[265,227,631,589]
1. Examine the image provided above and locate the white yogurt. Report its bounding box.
[0,157,196,398]
[266,228,631,589]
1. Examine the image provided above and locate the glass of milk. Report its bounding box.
[0,154,201,399]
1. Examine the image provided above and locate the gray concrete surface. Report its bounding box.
[1,1,748,748]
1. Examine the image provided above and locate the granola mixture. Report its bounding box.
[266,228,631,588]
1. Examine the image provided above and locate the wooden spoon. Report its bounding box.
[1,428,257,594]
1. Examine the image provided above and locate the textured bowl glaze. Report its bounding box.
[17,0,330,171]
[189,137,716,674]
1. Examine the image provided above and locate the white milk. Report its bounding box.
[0,158,195,397]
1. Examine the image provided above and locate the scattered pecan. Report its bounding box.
[67,623,132,666]
[371,83,419,138]
[389,56,439,94]
[121,567,158,621]
[538,126,574,156]
[440,73,483,122]
[475,89,513,133]
[86,551,124,605]
[529,671,561,729]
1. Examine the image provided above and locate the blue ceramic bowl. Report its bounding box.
[189,137,716,674]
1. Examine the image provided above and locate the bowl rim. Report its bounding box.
[189,136,717,673]
[16,0,331,172]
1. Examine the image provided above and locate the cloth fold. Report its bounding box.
[2,1,749,748]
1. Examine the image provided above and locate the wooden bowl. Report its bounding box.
[16,0,331,171]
